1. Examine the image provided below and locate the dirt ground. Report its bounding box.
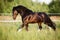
[0,15,21,20]
[50,16,60,20]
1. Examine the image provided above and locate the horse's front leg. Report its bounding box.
[24,23,28,31]
[17,23,24,32]
[38,22,42,31]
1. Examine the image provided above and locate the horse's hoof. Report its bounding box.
[38,29,40,32]
[17,29,22,32]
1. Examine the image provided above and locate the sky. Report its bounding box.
[32,0,52,5]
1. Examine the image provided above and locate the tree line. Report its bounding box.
[0,0,60,16]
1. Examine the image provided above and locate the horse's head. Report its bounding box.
[12,5,33,20]
[12,5,26,19]
[12,7,18,20]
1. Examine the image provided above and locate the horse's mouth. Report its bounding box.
[13,18,16,20]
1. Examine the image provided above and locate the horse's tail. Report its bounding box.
[44,13,56,31]
[38,12,56,31]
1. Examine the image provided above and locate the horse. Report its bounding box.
[12,5,56,31]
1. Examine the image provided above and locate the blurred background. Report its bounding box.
[0,0,60,40]
[0,0,60,16]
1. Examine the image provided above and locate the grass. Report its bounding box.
[0,22,60,40]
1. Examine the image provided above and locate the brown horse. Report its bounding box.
[12,5,56,31]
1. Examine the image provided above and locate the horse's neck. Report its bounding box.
[20,9,34,20]
[20,12,34,21]
[21,11,33,17]
[19,12,27,20]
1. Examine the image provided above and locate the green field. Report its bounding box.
[0,22,60,40]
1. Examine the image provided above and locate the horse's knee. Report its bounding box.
[21,24,24,28]
[25,24,28,31]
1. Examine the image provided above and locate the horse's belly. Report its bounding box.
[28,17,41,23]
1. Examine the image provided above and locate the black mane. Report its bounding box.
[13,5,33,13]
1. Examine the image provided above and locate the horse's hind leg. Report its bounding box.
[17,24,24,32]
[38,22,42,30]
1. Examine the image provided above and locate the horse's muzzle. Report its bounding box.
[13,17,16,20]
